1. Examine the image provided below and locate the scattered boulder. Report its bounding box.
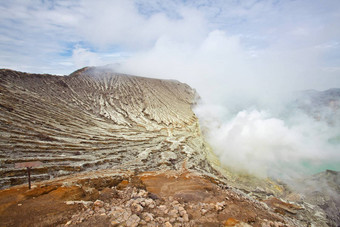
[126,214,140,227]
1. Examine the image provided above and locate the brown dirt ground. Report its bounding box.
[0,170,287,227]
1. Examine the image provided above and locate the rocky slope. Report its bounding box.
[0,67,337,226]
[292,170,340,227]
[0,67,216,188]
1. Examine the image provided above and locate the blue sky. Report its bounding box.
[1,0,340,97]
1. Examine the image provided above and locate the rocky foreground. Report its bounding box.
[0,168,296,227]
[0,67,338,226]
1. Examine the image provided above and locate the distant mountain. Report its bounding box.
[293,88,340,124]
[296,88,340,106]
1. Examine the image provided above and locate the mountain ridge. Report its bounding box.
[0,67,216,189]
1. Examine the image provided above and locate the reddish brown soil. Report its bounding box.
[0,170,288,227]
[139,171,285,226]
[0,184,83,226]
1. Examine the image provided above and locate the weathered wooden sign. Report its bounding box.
[15,161,43,168]
[15,161,43,189]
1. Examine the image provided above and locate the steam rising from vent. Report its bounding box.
[194,92,340,180]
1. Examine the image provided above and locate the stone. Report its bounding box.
[177,217,184,222]
[155,217,165,223]
[178,208,187,216]
[165,221,173,227]
[109,207,132,224]
[182,213,189,222]
[215,202,225,211]
[137,189,148,198]
[145,198,155,208]
[143,212,154,222]
[94,199,104,207]
[126,214,140,227]
[159,205,168,213]
[168,209,179,217]
[201,208,208,215]
[178,206,185,212]
[172,200,180,205]
[98,208,106,214]
[131,203,144,213]
[147,221,158,227]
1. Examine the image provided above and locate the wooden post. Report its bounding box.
[27,167,31,189]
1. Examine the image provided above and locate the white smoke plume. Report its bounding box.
[194,96,340,180]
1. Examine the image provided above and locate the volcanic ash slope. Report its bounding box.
[0,67,222,187]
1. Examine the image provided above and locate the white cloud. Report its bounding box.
[76,0,209,49]
[117,27,339,105]
[1,0,340,83]
[72,46,102,68]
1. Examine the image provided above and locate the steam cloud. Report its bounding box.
[194,101,340,180]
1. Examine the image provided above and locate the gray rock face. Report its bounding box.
[295,170,340,227]
[0,67,214,188]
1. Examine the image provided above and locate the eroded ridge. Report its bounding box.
[0,67,213,188]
